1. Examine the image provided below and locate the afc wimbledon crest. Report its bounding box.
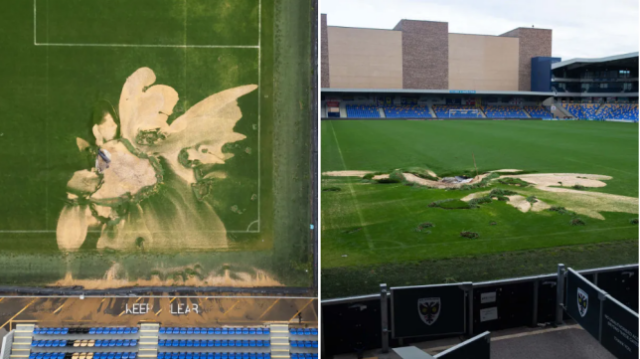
[418,298,441,326]
[577,288,589,317]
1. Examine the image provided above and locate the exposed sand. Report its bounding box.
[501,173,611,189]
[76,137,90,151]
[118,67,256,184]
[323,170,372,177]
[50,265,283,289]
[404,173,490,189]
[506,195,531,212]
[93,112,118,145]
[56,205,99,251]
[461,191,490,201]
[490,169,523,173]
[531,200,552,212]
[118,67,179,143]
[147,84,256,184]
[322,170,438,178]
[93,204,113,219]
[66,170,100,194]
[90,141,157,199]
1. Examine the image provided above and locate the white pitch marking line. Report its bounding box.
[34,43,259,48]
[257,0,262,233]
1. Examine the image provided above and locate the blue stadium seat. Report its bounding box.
[345,105,380,118]
[432,105,483,118]
[383,105,433,119]
[483,105,528,119]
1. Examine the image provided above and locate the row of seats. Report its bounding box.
[523,105,554,119]
[31,339,138,348]
[345,105,380,118]
[288,328,318,336]
[597,104,639,120]
[159,340,269,348]
[30,353,137,359]
[290,354,318,359]
[157,353,270,359]
[383,106,433,118]
[483,105,529,118]
[289,341,318,348]
[432,105,483,118]
[160,328,268,335]
[563,103,599,119]
[341,104,567,119]
[34,328,139,335]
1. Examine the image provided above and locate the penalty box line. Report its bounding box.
[33,0,260,49]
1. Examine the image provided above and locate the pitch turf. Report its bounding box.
[321,120,638,297]
[0,0,313,288]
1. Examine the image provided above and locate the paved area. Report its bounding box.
[335,322,615,359]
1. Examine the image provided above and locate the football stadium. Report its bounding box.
[320,14,638,359]
[0,1,317,359]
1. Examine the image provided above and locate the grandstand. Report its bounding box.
[523,105,554,119]
[321,14,638,121]
[2,323,318,359]
[483,105,529,118]
[383,106,432,118]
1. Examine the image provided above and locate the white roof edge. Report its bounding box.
[321,88,554,96]
[552,52,639,70]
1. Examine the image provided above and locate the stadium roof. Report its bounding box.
[552,52,639,70]
[321,88,554,96]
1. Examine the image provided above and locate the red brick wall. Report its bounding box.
[500,28,553,91]
[394,20,449,89]
[321,14,330,88]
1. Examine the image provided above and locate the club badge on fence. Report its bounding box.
[577,288,589,317]
[418,298,441,326]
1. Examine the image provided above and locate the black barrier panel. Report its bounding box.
[392,284,466,339]
[322,297,382,356]
[566,270,602,339]
[473,282,534,334]
[601,296,639,359]
[597,268,639,312]
[434,332,491,359]
[537,278,557,324]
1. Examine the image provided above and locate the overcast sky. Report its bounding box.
[322,0,639,61]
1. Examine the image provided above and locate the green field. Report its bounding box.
[321,120,639,298]
[0,0,313,288]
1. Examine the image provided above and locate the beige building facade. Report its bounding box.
[448,34,520,91]
[327,27,403,89]
[321,16,553,91]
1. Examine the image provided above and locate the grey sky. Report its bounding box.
[322,0,639,61]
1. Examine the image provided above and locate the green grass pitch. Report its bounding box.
[0,0,313,288]
[321,120,638,298]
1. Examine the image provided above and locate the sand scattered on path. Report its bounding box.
[50,265,283,289]
[323,170,372,177]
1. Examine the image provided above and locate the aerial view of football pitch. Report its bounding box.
[322,120,639,298]
[0,0,314,290]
